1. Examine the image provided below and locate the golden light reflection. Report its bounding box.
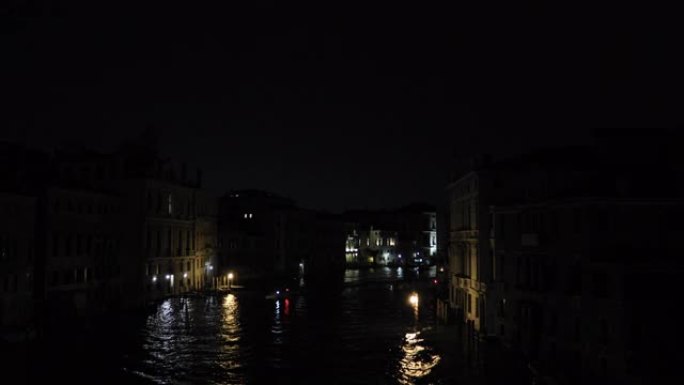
[398,331,441,384]
[221,294,240,343]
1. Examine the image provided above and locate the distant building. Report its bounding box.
[344,224,361,264]
[218,190,297,279]
[342,204,437,267]
[364,227,398,265]
[218,189,345,280]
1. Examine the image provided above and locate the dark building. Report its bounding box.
[446,130,684,384]
[492,197,684,385]
[49,139,213,307]
[218,189,345,281]
[43,186,123,320]
[0,192,36,330]
[0,134,217,324]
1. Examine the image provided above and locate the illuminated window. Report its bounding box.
[167,193,173,215]
[244,213,248,219]
[249,213,253,218]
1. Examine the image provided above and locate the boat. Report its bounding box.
[264,287,297,300]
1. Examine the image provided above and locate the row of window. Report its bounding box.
[145,227,196,256]
[1,274,25,294]
[451,177,478,198]
[52,233,119,258]
[451,199,478,230]
[49,265,119,287]
[147,191,195,217]
[52,197,120,216]
[0,235,24,260]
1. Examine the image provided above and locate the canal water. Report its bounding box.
[7,267,531,384]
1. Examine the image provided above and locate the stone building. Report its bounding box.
[43,186,123,319]
[47,135,214,307]
[218,189,345,281]
[342,204,437,267]
[491,198,684,385]
[446,130,684,384]
[0,192,36,330]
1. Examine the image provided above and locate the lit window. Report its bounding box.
[244,213,248,219]
[249,213,253,218]
[167,193,173,215]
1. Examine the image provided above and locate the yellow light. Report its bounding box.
[409,293,419,306]
[228,272,234,280]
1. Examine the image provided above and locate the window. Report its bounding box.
[572,208,582,234]
[592,272,609,298]
[65,235,73,256]
[52,234,60,257]
[600,319,610,345]
[76,234,83,255]
[168,193,173,215]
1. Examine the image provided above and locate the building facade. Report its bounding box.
[0,193,36,330]
[491,198,684,385]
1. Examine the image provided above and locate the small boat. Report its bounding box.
[264,287,297,300]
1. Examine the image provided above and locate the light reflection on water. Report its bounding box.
[125,267,441,384]
[398,331,441,384]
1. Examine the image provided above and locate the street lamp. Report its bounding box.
[409,292,419,324]
[228,272,234,289]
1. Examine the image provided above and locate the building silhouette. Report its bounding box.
[446,130,684,384]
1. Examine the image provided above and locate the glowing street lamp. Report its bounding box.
[409,292,419,306]
[228,272,234,289]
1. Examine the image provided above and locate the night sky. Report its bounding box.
[1,1,681,211]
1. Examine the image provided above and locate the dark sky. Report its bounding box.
[1,1,682,211]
